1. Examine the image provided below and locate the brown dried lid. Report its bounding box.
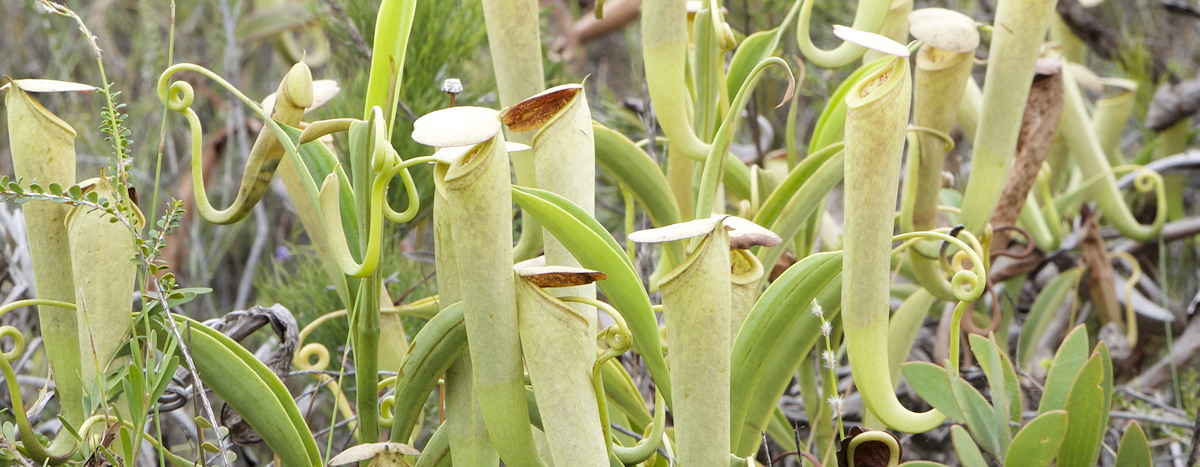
[724,215,784,249]
[501,83,583,132]
[908,8,980,53]
[516,264,608,288]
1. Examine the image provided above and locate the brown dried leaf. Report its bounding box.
[1079,208,1125,356]
[990,58,1063,247]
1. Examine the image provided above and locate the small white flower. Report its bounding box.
[810,300,824,318]
[821,349,836,370]
[827,394,845,419]
[820,321,832,337]
[441,78,463,95]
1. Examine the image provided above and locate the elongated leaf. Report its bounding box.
[1018,268,1083,368]
[733,260,842,456]
[1114,422,1152,467]
[1003,410,1067,467]
[593,122,681,229]
[389,303,466,443]
[511,186,671,403]
[901,362,964,423]
[967,334,1015,455]
[952,425,989,467]
[1058,344,1112,467]
[951,372,1002,459]
[751,148,844,283]
[1038,324,1090,413]
[729,251,841,454]
[150,316,321,466]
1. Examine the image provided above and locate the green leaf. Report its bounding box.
[725,0,801,98]
[951,425,989,467]
[901,362,963,422]
[148,315,321,466]
[967,334,1015,455]
[1003,410,1067,467]
[592,123,681,229]
[388,303,467,443]
[730,251,842,455]
[511,186,671,404]
[1114,422,1152,467]
[1038,324,1090,413]
[1057,344,1112,467]
[951,372,1002,459]
[1018,268,1083,368]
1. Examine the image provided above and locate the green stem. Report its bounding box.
[1059,65,1166,241]
[795,0,890,68]
[957,0,1057,234]
[901,43,975,300]
[642,0,712,160]
[483,0,547,261]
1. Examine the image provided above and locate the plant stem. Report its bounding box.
[957,0,1056,234]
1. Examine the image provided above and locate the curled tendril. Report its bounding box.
[0,299,76,363]
[0,326,25,362]
[1109,251,1144,346]
[992,225,1036,259]
[892,229,987,372]
[612,390,668,465]
[906,125,956,152]
[162,80,195,112]
[378,395,396,428]
[894,229,986,303]
[1056,163,1167,241]
[558,296,635,460]
[293,309,357,433]
[1122,164,1162,194]
[297,342,331,371]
